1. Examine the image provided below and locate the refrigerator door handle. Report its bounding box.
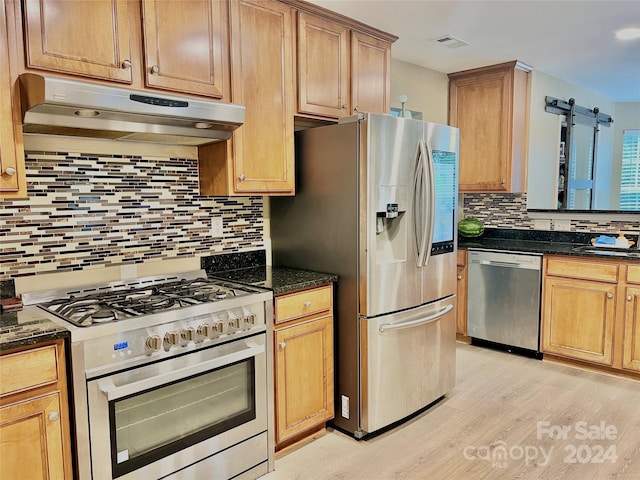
[423,140,436,267]
[378,303,454,333]
[413,140,429,266]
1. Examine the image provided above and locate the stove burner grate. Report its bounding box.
[39,276,258,327]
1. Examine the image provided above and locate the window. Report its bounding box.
[620,129,640,210]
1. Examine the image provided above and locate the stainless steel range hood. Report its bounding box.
[18,73,245,146]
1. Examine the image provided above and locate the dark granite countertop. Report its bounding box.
[1,307,69,353]
[458,229,640,261]
[209,266,338,296]
[202,250,338,296]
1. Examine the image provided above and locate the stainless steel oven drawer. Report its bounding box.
[161,432,268,480]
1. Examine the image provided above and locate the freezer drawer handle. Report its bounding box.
[378,304,454,333]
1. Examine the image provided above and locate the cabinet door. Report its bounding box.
[623,286,640,372]
[297,12,349,118]
[142,0,229,99]
[275,315,334,443]
[227,0,295,194]
[542,277,616,365]
[1,0,25,197]
[0,393,67,479]
[23,0,133,82]
[449,68,512,191]
[351,31,391,115]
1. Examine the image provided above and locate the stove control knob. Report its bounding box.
[229,315,243,331]
[146,335,163,351]
[197,323,215,338]
[244,313,257,327]
[181,327,196,342]
[164,331,180,347]
[215,320,228,335]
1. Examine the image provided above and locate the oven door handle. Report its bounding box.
[98,343,264,402]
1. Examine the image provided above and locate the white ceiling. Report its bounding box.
[307,0,640,103]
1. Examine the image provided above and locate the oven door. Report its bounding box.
[87,334,267,480]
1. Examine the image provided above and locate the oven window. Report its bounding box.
[110,358,255,478]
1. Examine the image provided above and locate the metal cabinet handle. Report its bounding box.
[628,295,633,301]
[342,104,348,109]
[4,167,16,176]
[49,411,59,421]
[303,301,311,308]
[607,292,613,299]
[500,179,505,185]
[457,274,463,280]
[238,174,245,181]
[151,65,159,74]
[279,342,286,349]
[122,59,132,69]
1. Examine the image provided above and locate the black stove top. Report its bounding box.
[38,276,259,327]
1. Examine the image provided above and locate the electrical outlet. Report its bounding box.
[553,219,572,231]
[211,217,223,238]
[341,395,350,419]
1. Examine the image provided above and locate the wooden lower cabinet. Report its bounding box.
[542,256,640,377]
[273,285,334,448]
[456,248,468,336]
[542,277,615,365]
[623,285,640,372]
[0,340,72,479]
[0,393,67,478]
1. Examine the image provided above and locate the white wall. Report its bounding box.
[390,59,449,125]
[527,71,617,209]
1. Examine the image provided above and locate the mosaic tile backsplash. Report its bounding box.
[0,151,264,279]
[463,193,640,233]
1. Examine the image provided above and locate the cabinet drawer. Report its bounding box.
[275,286,332,324]
[628,264,640,284]
[546,257,619,283]
[0,344,59,397]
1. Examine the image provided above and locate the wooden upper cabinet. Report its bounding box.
[297,11,350,118]
[141,0,230,99]
[448,61,531,193]
[1,0,26,198]
[296,11,393,119]
[199,0,295,195]
[22,0,133,82]
[351,31,391,115]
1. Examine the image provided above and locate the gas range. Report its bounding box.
[22,270,273,375]
[23,270,275,479]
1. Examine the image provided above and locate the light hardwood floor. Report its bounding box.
[264,343,640,480]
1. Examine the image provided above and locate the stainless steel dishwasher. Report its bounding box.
[467,249,542,355]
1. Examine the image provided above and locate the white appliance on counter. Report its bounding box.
[271,113,459,438]
[23,272,273,480]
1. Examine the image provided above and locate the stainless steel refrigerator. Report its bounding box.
[271,113,459,438]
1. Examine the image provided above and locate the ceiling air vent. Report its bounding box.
[431,34,469,49]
